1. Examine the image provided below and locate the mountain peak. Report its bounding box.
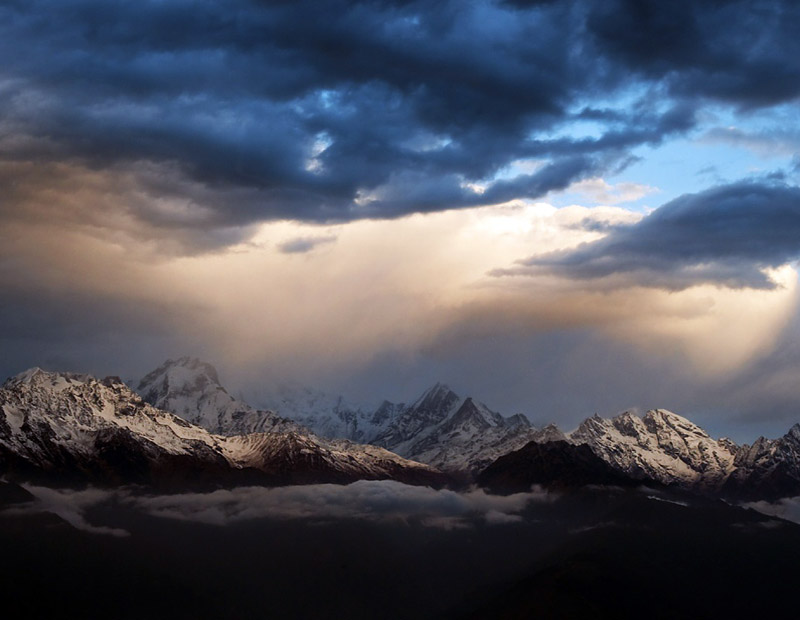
[144,357,221,386]
[136,358,301,436]
[572,408,736,488]
[421,382,457,399]
[7,367,45,385]
[6,367,94,389]
[138,358,226,399]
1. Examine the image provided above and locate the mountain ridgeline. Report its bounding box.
[1,356,800,501]
[0,367,445,490]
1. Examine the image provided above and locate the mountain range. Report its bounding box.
[2,356,800,501]
[138,357,562,473]
[0,367,444,489]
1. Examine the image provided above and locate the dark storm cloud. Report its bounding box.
[2,0,798,249]
[502,181,800,289]
[586,0,800,108]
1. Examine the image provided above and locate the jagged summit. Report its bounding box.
[413,382,458,403]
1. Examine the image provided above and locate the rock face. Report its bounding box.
[569,409,738,490]
[0,368,446,489]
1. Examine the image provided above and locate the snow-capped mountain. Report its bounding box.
[140,361,544,473]
[244,383,395,444]
[133,358,800,496]
[249,380,546,472]
[137,357,299,436]
[477,408,800,498]
[371,384,548,472]
[723,424,800,500]
[0,368,445,488]
[568,409,738,489]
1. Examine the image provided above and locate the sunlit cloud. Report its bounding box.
[569,177,658,205]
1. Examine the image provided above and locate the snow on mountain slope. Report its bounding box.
[0,368,445,488]
[723,424,800,499]
[569,409,738,489]
[137,357,299,436]
[244,383,395,444]
[0,368,232,485]
[132,358,800,493]
[240,378,559,473]
[169,370,543,473]
[371,383,462,452]
[371,385,544,472]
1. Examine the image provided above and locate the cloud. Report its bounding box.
[127,480,551,527]
[569,177,658,205]
[11,485,130,537]
[700,126,800,158]
[3,1,800,438]
[508,181,800,290]
[3,481,553,533]
[743,496,800,525]
[585,0,800,108]
[2,0,796,250]
[278,235,338,254]
[3,195,799,437]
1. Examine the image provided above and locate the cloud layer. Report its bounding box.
[14,481,552,535]
[129,480,549,528]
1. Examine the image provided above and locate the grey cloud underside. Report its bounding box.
[500,181,800,289]
[277,235,337,254]
[2,0,799,246]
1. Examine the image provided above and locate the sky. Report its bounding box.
[2,0,800,440]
